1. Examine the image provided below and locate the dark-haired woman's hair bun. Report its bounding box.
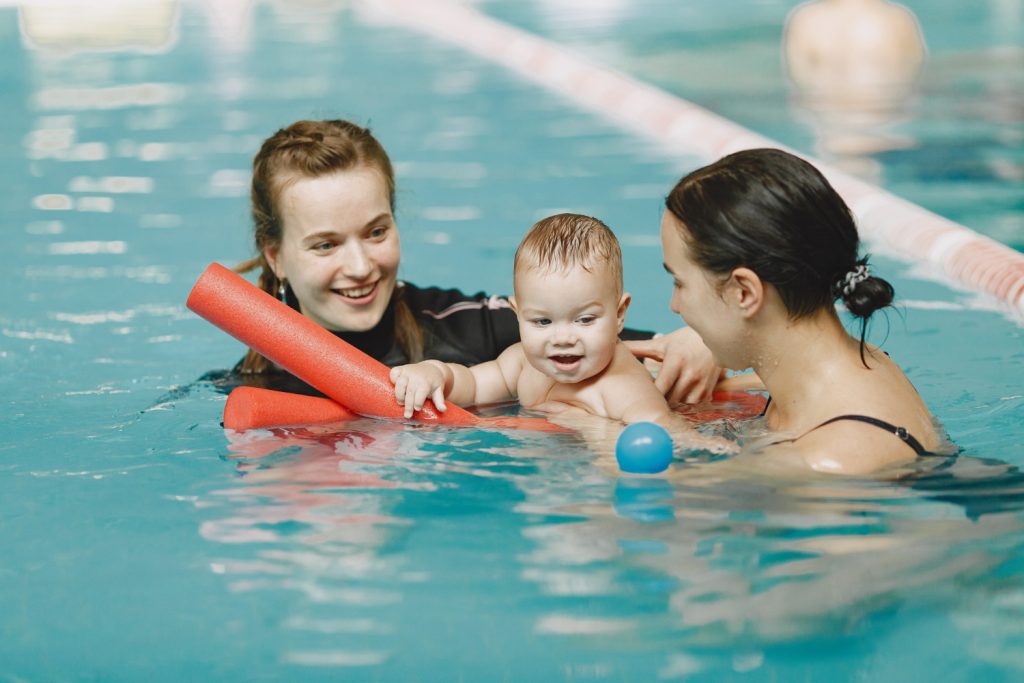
[835,258,894,319]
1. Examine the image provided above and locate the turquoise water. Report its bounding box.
[2,1,1023,680]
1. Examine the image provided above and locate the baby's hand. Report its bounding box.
[389,362,448,419]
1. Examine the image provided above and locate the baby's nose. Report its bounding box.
[552,324,577,344]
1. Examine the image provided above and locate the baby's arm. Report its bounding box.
[389,345,525,418]
[619,392,675,425]
[607,370,736,454]
[601,351,676,425]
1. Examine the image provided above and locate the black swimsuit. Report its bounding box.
[762,398,933,456]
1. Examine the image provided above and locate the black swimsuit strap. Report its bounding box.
[814,414,931,456]
[761,394,933,457]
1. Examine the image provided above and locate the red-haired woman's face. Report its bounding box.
[265,168,400,333]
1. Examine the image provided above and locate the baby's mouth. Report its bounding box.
[549,354,583,371]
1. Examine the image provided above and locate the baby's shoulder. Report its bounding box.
[597,347,669,419]
[601,366,662,401]
[606,342,658,379]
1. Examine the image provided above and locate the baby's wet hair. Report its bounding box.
[514,213,623,296]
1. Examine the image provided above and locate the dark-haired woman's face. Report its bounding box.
[660,210,745,369]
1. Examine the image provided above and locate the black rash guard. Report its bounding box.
[341,282,522,366]
[202,281,653,396]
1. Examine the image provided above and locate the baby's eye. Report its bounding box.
[577,315,596,325]
[531,318,551,327]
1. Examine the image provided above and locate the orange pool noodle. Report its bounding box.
[687,390,768,421]
[224,385,569,432]
[187,263,477,426]
[224,387,357,430]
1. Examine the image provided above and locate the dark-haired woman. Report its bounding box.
[230,118,720,402]
[660,148,939,473]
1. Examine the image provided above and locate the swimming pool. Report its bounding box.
[3,1,1023,680]
[478,0,1024,255]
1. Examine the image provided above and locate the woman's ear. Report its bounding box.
[263,246,282,280]
[727,267,764,319]
[616,292,632,332]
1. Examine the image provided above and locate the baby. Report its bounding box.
[390,213,677,426]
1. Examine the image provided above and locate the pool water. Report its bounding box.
[2,1,1023,681]
[481,0,1024,253]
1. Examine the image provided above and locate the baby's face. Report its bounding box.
[512,264,627,384]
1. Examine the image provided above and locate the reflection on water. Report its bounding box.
[519,453,1024,681]
[195,409,1024,673]
[206,421,422,550]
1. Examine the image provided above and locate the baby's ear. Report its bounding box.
[616,292,632,331]
[509,296,518,314]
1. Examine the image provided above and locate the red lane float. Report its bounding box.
[187,263,477,425]
[223,386,357,430]
[681,390,767,422]
[224,385,569,433]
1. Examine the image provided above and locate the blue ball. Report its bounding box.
[615,422,674,474]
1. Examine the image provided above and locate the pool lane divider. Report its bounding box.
[188,263,566,432]
[359,0,1024,317]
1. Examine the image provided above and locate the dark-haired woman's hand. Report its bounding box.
[625,327,723,404]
